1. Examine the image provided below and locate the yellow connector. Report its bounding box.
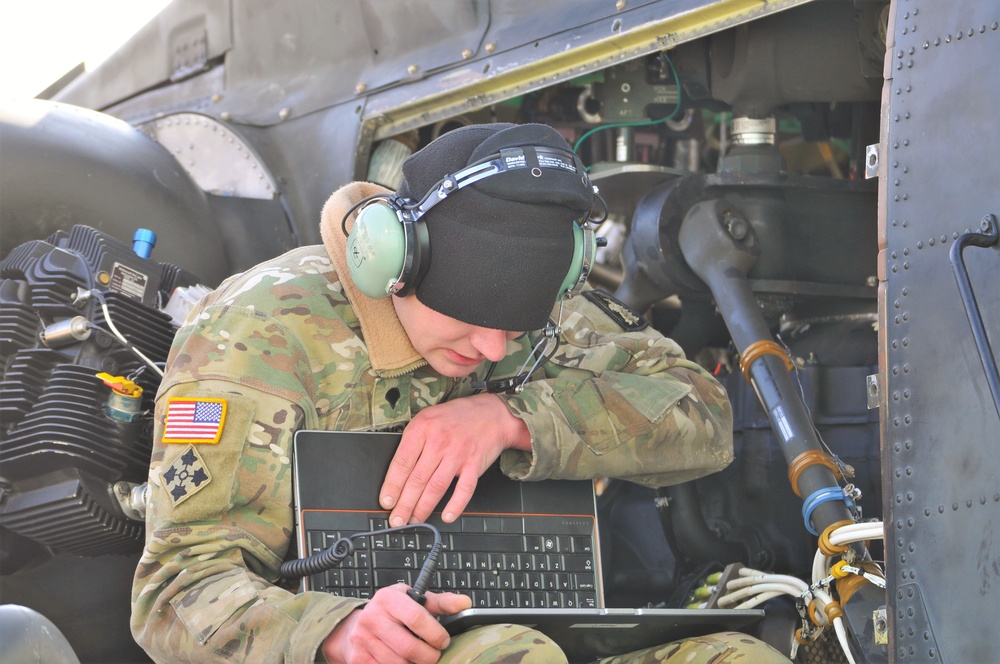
[830,559,850,579]
[96,372,144,398]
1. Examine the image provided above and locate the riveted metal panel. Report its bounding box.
[880,1,1000,662]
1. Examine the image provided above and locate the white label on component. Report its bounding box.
[109,262,148,302]
[771,404,793,442]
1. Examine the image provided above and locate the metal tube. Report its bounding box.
[949,214,1000,421]
[678,199,855,535]
[40,316,91,348]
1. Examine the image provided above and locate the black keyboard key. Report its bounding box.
[462,516,485,532]
[563,554,593,572]
[374,569,412,586]
[372,550,419,569]
[501,517,523,533]
[450,533,523,552]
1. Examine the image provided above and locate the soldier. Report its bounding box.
[131,123,789,663]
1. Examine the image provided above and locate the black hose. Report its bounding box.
[657,482,747,566]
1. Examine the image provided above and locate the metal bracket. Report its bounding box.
[865,144,879,179]
[114,481,149,522]
[873,607,888,646]
[866,373,881,410]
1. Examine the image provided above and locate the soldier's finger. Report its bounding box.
[358,636,405,664]
[389,453,444,527]
[440,466,478,524]
[425,591,473,617]
[381,621,441,664]
[380,432,426,512]
[410,462,464,523]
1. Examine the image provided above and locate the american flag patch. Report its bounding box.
[162,398,227,444]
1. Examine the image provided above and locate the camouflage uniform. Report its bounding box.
[132,183,783,662]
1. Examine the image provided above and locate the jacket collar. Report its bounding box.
[320,182,425,377]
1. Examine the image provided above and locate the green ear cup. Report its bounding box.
[347,203,407,298]
[558,221,596,299]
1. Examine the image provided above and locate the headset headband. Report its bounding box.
[400,146,587,222]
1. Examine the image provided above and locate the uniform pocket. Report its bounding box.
[171,568,260,646]
[552,371,691,455]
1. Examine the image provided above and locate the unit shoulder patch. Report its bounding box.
[582,290,648,331]
[161,445,213,506]
[163,397,227,444]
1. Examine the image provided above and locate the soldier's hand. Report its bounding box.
[379,394,531,527]
[322,585,471,664]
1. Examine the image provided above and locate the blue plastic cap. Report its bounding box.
[132,229,157,259]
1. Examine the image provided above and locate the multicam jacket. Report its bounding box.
[130,182,734,663]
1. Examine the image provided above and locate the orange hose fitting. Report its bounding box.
[825,601,844,622]
[740,339,794,384]
[836,574,869,606]
[788,450,846,497]
[818,520,855,555]
[807,599,823,627]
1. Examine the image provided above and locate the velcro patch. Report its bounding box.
[163,397,227,444]
[582,290,648,331]
[161,445,213,506]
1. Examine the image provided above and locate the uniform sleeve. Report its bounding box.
[498,292,733,488]
[131,304,362,663]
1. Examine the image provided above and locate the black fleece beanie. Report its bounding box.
[397,123,594,331]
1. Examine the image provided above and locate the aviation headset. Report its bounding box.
[342,144,606,302]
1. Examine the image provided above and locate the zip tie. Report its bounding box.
[802,486,854,536]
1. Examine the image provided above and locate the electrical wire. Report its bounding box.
[87,321,166,378]
[279,523,442,604]
[472,316,562,394]
[87,290,164,378]
[708,556,882,664]
[812,521,884,585]
[573,52,684,156]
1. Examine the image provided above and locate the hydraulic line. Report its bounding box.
[677,199,858,543]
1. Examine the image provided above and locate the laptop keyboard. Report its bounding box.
[304,511,599,609]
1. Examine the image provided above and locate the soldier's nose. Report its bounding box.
[470,327,509,363]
